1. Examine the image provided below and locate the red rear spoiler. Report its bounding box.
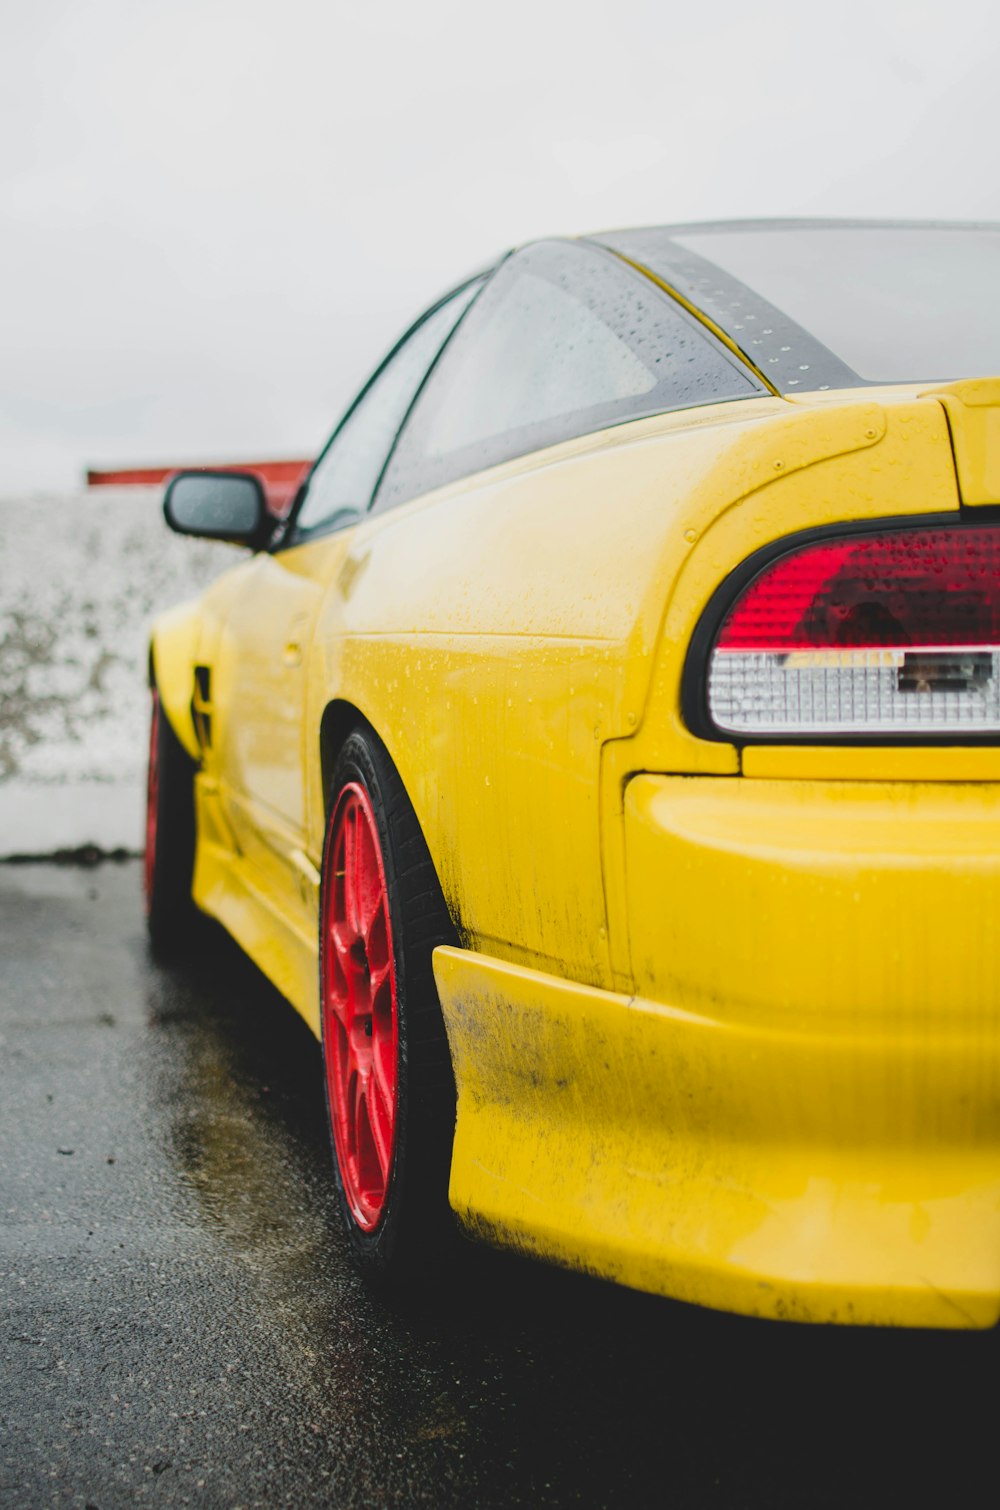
[86,459,312,517]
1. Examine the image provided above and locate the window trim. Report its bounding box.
[276,268,497,550]
[371,239,768,513]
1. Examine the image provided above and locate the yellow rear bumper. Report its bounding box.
[433,775,1000,1328]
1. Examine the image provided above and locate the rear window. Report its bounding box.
[598,224,1000,392]
[375,239,761,510]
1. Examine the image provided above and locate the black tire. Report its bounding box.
[319,725,459,1285]
[145,688,200,957]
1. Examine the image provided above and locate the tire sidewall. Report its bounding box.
[146,688,199,955]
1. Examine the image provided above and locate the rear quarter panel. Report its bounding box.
[306,390,955,991]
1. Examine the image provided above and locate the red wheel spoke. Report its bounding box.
[368,956,391,1008]
[360,891,385,951]
[327,921,359,1019]
[355,823,382,938]
[343,806,360,935]
[371,1033,395,1118]
[352,1069,390,1195]
[320,779,399,1232]
[340,1025,359,1088]
[352,1071,368,1160]
[328,919,356,964]
[339,1066,356,1158]
[362,1065,393,1184]
[364,901,389,975]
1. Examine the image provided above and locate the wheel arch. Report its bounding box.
[319,698,373,817]
[317,696,466,943]
[148,601,202,762]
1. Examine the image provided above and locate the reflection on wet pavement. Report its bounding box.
[1,861,995,1508]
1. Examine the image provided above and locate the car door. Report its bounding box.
[211,279,485,928]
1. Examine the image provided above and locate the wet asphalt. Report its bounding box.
[0,860,996,1510]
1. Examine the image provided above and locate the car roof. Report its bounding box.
[591,216,1000,237]
[583,219,1000,394]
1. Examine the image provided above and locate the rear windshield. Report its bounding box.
[598,225,1000,392]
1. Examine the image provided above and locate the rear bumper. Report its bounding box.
[433,776,1000,1327]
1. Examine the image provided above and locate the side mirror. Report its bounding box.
[163,471,268,546]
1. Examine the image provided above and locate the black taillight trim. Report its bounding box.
[681,509,1000,748]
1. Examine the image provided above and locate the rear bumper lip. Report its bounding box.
[434,934,1000,1329]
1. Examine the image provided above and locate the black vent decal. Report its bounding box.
[192,665,213,749]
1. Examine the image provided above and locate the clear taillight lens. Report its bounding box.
[706,523,1000,736]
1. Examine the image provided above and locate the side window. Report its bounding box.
[376,240,763,512]
[292,280,482,536]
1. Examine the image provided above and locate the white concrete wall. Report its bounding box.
[0,489,233,855]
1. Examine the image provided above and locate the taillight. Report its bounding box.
[701,521,1000,737]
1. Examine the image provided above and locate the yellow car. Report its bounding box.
[147,220,1000,1327]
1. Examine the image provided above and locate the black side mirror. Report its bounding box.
[163,471,268,547]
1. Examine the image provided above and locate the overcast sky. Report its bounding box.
[3,0,999,493]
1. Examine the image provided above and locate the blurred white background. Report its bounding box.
[3,0,999,853]
[3,0,999,493]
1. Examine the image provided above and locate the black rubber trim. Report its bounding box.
[276,269,497,552]
[682,507,1000,747]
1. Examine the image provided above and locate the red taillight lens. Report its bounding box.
[706,523,1000,736]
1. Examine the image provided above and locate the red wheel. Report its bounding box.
[321,781,400,1231]
[319,727,459,1281]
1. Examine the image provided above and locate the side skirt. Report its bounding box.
[192,779,320,1037]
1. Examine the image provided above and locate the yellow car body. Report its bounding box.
[151,224,1000,1327]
